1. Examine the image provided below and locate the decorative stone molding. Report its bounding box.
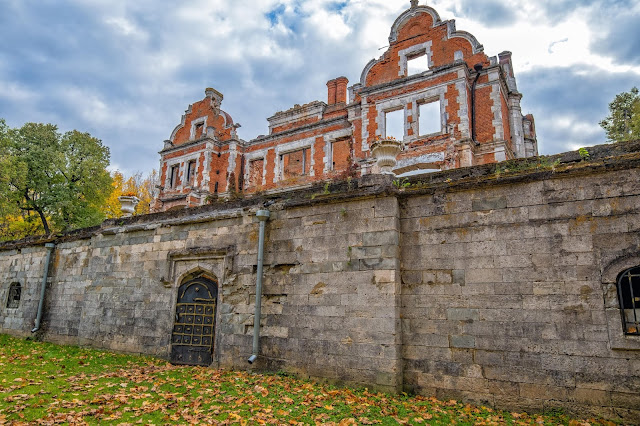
[169,104,192,142]
[371,138,403,174]
[118,196,139,217]
[398,41,433,77]
[394,152,444,175]
[161,246,234,288]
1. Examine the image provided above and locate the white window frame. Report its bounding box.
[398,41,433,77]
[243,150,267,188]
[417,98,442,137]
[375,86,448,143]
[273,138,315,183]
[190,116,208,140]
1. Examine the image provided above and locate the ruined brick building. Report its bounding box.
[154,1,538,212]
[2,5,640,420]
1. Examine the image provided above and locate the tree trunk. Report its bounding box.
[36,209,50,235]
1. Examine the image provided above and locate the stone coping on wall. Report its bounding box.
[1,139,639,252]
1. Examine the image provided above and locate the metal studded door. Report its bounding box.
[170,277,218,366]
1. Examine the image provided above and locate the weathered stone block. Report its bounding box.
[362,230,399,247]
[449,335,475,349]
[472,196,507,211]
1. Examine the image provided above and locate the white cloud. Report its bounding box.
[0,81,37,102]
[104,16,148,40]
[1,0,638,175]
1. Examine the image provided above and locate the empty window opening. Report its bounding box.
[6,282,21,309]
[331,139,351,171]
[385,109,404,140]
[248,159,264,187]
[281,149,310,180]
[169,165,180,189]
[407,54,430,76]
[186,160,196,186]
[419,101,441,135]
[618,266,640,335]
[195,122,204,138]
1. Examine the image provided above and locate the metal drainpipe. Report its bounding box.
[32,243,55,333]
[471,63,483,145]
[248,209,270,364]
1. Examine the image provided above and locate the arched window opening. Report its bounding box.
[617,266,640,335]
[6,282,21,309]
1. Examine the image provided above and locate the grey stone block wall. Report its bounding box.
[400,168,640,421]
[1,145,640,421]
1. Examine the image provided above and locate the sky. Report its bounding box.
[0,0,638,176]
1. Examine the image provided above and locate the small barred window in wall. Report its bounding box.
[618,266,640,335]
[6,282,21,309]
[187,161,196,186]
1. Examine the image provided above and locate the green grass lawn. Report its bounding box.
[0,334,614,425]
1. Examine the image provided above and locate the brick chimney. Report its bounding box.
[326,79,337,105]
[335,77,349,104]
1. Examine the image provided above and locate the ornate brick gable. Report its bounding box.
[154,1,537,212]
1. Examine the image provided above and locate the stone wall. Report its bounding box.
[1,141,640,421]
[400,167,640,419]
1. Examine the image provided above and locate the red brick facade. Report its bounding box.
[154,2,537,212]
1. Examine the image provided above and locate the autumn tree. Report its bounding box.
[103,170,159,218]
[0,121,112,237]
[600,87,640,142]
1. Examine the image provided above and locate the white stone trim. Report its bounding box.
[163,150,203,190]
[169,105,192,142]
[394,152,445,174]
[398,41,433,77]
[388,6,441,44]
[226,141,238,180]
[359,59,378,86]
[273,137,316,182]
[490,83,504,141]
[456,80,470,138]
[323,128,352,172]
[190,116,208,140]
[387,6,483,54]
[361,95,370,152]
[508,94,525,158]
[243,149,268,187]
[375,85,447,143]
[267,102,326,133]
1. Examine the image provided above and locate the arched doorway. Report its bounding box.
[170,276,218,366]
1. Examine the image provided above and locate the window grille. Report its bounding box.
[6,282,21,309]
[617,266,640,335]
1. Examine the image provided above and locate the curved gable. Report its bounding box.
[361,5,487,88]
[388,5,441,43]
[170,89,235,145]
